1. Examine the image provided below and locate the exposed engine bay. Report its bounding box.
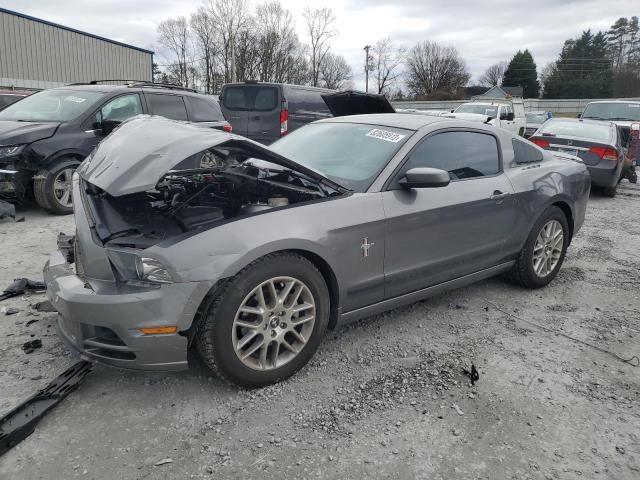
[82,145,342,248]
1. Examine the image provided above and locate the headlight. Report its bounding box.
[0,144,25,158]
[108,250,173,285]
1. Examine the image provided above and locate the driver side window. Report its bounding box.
[390,131,500,189]
[96,94,142,126]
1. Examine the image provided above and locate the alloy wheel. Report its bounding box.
[53,168,74,208]
[532,219,564,277]
[232,276,316,371]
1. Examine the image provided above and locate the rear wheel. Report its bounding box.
[34,160,80,214]
[508,206,569,288]
[196,253,330,387]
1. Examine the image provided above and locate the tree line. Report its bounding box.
[156,4,640,100]
[156,0,353,93]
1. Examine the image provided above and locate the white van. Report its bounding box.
[452,98,526,136]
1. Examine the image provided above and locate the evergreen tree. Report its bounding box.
[543,30,613,98]
[502,50,540,98]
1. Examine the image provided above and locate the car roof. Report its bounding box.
[586,100,640,105]
[316,113,460,130]
[547,117,615,128]
[49,84,207,97]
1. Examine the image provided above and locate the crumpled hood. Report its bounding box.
[78,115,346,196]
[0,120,59,146]
[321,90,395,117]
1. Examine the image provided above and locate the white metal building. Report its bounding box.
[0,7,153,90]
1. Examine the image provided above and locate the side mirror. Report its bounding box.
[577,112,582,119]
[102,119,121,135]
[399,167,450,189]
[450,109,454,113]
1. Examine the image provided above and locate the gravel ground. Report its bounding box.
[1,182,639,480]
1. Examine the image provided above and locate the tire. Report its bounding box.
[602,184,617,198]
[508,206,569,289]
[33,160,80,215]
[196,252,330,387]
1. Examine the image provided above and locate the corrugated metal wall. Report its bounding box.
[0,10,153,89]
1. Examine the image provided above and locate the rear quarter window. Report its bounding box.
[146,94,188,121]
[287,88,330,114]
[186,96,223,122]
[513,138,543,163]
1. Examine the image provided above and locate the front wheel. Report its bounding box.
[508,206,569,288]
[34,160,80,214]
[196,253,330,387]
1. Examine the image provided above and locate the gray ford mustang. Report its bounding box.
[44,114,590,387]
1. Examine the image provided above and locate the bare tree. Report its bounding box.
[303,7,336,87]
[478,61,507,87]
[255,1,299,82]
[319,52,352,90]
[283,43,312,85]
[372,37,406,94]
[157,17,192,87]
[208,0,250,83]
[190,7,219,93]
[405,40,470,98]
[234,21,262,81]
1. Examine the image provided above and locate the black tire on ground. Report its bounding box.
[33,160,80,215]
[602,184,618,198]
[196,252,330,387]
[508,206,570,289]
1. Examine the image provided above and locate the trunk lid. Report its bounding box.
[539,136,616,166]
[77,115,347,196]
[321,91,395,117]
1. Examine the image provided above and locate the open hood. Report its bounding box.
[78,115,347,196]
[321,90,395,117]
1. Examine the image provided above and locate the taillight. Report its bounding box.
[531,137,550,148]
[280,109,288,136]
[222,124,233,133]
[590,146,618,161]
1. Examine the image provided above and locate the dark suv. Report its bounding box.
[0,81,230,214]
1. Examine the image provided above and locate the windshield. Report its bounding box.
[526,113,547,124]
[269,122,413,192]
[539,120,612,142]
[0,89,104,122]
[455,104,498,118]
[582,102,640,121]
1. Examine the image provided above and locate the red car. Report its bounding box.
[0,89,31,110]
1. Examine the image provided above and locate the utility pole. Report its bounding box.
[363,45,371,92]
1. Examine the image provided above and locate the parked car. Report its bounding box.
[0,81,231,214]
[0,88,31,110]
[219,81,334,144]
[453,97,526,136]
[580,100,640,164]
[529,118,625,196]
[44,114,590,387]
[525,111,552,138]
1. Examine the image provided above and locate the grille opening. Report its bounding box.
[87,347,136,361]
[82,325,127,346]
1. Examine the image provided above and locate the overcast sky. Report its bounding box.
[1,0,633,89]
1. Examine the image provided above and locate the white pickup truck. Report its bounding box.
[451,98,526,136]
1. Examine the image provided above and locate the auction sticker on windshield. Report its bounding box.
[65,96,87,103]
[366,128,406,143]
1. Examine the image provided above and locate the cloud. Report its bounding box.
[1,0,631,89]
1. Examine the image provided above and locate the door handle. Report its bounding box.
[490,190,511,201]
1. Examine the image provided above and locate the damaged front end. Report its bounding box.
[44,116,346,371]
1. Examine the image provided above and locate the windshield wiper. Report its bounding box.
[103,228,143,243]
[541,133,556,137]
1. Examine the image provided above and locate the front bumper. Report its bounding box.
[44,250,212,371]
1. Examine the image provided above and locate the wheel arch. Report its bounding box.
[550,199,574,242]
[187,247,342,346]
